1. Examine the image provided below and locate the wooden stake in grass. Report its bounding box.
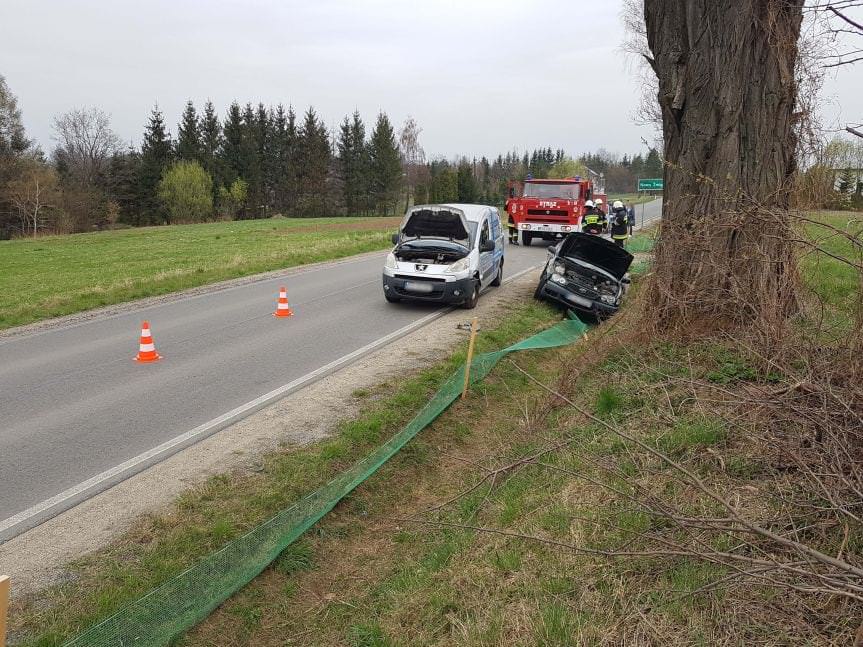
[462,317,479,400]
[0,575,9,647]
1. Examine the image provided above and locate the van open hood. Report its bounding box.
[557,232,634,280]
[401,206,470,247]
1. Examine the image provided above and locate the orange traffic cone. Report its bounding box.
[273,286,294,318]
[134,321,162,363]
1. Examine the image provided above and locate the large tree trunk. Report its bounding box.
[643,0,804,330]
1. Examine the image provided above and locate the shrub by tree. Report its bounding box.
[547,157,588,180]
[157,160,213,224]
[218,177,248,220]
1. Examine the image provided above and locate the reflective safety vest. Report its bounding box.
[583,214,601,225]
[610,210,630,239]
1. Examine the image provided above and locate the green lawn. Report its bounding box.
[607,192,658,205]
[0,217,400,330]
[800,211,862,332]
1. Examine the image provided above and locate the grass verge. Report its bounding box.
[0,216,400,330]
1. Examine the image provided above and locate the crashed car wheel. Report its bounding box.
[462,282,479,309]
[533,277,548,301]
[491,261,503,287]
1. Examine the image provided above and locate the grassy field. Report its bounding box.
[0,216,400,330]
[799,211,862,333]
[607,192,658,205]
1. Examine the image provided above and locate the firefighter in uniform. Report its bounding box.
[610,200,630,247]
[581,200,604,235]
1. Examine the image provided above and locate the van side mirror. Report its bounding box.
[391,233,399,245]
[480,240,495,253]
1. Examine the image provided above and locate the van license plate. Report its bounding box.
[404,281,434,293]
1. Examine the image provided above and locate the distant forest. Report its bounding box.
[0,75,663,238]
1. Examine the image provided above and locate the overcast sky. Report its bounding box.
[2,0,861,160]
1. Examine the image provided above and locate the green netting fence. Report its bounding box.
[62,316,590,647]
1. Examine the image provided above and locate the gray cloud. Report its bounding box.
[2,0,860,159]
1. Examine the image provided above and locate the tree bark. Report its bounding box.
[643,0,804,330]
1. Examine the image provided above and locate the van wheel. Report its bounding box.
[491,261,503,287]
[462,282,479,309]
[521,231,533,246]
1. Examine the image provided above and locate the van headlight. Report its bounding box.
[445,257,469,274]
[385,253,398,270]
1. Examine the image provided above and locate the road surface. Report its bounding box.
[0,199,661,540]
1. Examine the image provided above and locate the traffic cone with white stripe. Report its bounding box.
[273,286,294,318]
[134,321,162,363]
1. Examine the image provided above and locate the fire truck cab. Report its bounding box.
[505,174,607,246]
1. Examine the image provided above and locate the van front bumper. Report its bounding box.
[382,274,475,303]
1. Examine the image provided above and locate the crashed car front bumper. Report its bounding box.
[382,274,475,304]
[537,279,619,316]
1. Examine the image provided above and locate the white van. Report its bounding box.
[382,204,505,309]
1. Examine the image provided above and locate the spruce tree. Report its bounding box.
[296,107,330,216]
[220,102,244,186]
[105,147,142,224]
[199,100,223,203]
[457,159,478,203]
[240,103,263,216]
[338,111,371,215]
[276,105,300,215]
[138,105,173,224]
[350,112,371,214]
[176,100,201,162]
[270,104,289,212]
[369,112,402,216]
[644,147,663,178]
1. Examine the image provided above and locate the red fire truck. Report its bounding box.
[504,173,607,245]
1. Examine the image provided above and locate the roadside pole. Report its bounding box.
[0,575,9,647]
[461,317,479,400]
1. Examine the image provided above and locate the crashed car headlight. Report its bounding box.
[600,294,616,304]
[445,257,470,274]
[384,253,398,270]
[551,274,567,284]
[553,263,566,275]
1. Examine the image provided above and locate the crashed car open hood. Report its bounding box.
[400,206,470,246]
[557,232,634,280]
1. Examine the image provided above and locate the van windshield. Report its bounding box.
[523,183,580,200]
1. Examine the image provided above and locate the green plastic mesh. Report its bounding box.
[62,317,589,647]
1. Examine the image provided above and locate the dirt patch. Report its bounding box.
[0,269,541,597]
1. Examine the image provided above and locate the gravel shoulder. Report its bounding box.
[0,269,540,597]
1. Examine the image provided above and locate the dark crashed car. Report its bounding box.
[534,232,634,321]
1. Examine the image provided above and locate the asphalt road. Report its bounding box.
[0,199,661,540]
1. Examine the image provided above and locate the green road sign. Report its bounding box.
[638,178,663,191]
